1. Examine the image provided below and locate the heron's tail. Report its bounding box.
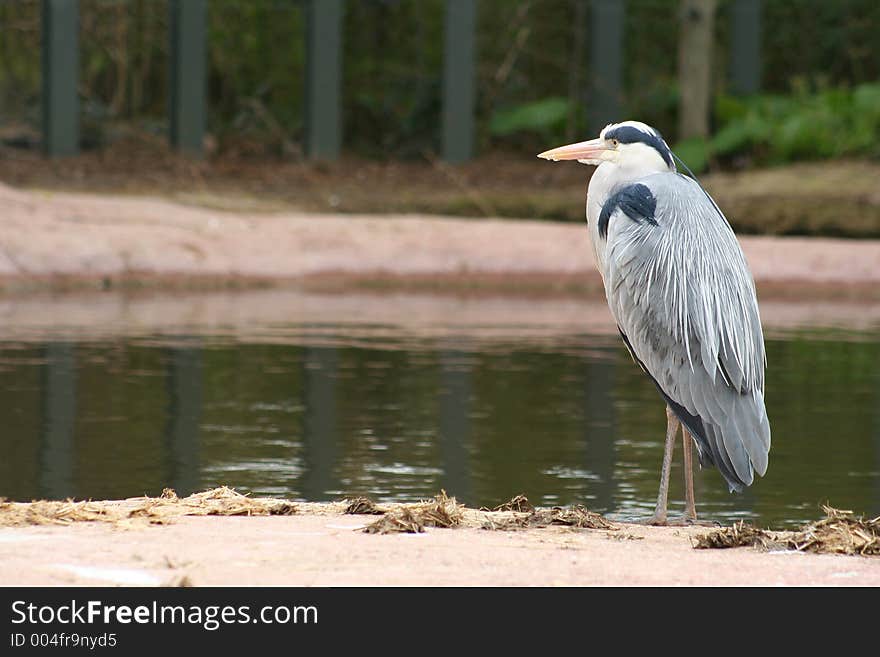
[673,393,771,494]
[616,327,771,493]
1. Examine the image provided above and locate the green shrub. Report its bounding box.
[672,82,880,173]
[489,97,570,140]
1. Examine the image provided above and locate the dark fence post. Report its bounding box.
[304,0,344,160]
[169,0,207,156]
[41,0,79,157]
[587,0,624,135]
[442,0,477,164]
[729,0,761,95]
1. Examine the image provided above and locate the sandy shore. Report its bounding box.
[2,501,877,587]
[1,183,879,297]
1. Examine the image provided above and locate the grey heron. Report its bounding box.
[538,120,770,525]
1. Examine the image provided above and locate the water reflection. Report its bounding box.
[581,352,616,513]
[163,342,202,496]
[301,347,339,501]
[437,346,473,502]
[40,343,76,499]
[0,291,877,529]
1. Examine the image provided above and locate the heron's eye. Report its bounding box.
[611,138,619,147]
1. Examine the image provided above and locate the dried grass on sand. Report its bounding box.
[362,492,464,534]
[3,486,876,558]
[354,493,616,534]
[694,506,880,556]
[0,487,295,528]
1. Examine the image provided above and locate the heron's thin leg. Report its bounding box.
[648,406,679,525]
[682,430,697,521]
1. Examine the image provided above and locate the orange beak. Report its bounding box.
[537,137,611,164]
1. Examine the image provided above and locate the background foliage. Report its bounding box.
[0,0,878,167]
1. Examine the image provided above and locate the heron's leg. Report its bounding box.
[682,429,697,522]
[648,406,679,526]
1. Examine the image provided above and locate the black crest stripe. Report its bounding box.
[605,125,675,169]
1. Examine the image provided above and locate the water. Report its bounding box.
[0,290,878,529]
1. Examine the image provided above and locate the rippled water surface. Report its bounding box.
[0,291,878,529]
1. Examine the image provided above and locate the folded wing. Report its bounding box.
[602,173,771,492]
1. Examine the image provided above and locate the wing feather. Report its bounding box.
[603,173,771,491]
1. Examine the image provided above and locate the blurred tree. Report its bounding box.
[678,0,717,140]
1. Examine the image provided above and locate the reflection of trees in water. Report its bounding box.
[757,337,880,522]
[438,346,473,504]
[460,346,616,507]
[40,343,77,499]
[163,342,203,497]
[300,347,339,501]
[5,331,877,525]
[581,351,616,514]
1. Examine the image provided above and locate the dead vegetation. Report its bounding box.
[343,497,386,515]
[3,486,875,559]
[479,505,618,532]
[362,491,464,535]
[530,506,617,530]
[492,494,535,513]
[693,520,778,550]
[0,499,117,527]
[134,487,296,520]
[0,486,295,528]
[357,493,616,535]
[339,492,617,535]
[477,495,617,531]
[694,506,880,556]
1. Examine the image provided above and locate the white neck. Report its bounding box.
[585,143,671,278]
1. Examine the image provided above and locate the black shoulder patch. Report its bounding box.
[597,183,658,239]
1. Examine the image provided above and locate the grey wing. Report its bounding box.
[603,173,771,492]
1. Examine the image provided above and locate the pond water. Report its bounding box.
[0,291,877,529]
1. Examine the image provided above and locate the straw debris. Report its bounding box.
[343,497,386,515]
[478,504,617,532]
[694,506,880,556]
[492,494,534,513]
[0,499,116,527]
[175,487,296,517]
[692,520,780,550]
[785,506,880,556]
[363,507,426,534]
[0,487,296,528]
[529,506,618,530]
[363,491,464,534]
[479,513,531,531]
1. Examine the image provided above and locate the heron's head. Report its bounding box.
[538,120,675,174]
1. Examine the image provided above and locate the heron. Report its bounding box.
[538,120,770,525]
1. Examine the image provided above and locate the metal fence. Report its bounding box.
[2,0,875,161]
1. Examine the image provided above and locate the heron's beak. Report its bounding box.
[537,138,613,165]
